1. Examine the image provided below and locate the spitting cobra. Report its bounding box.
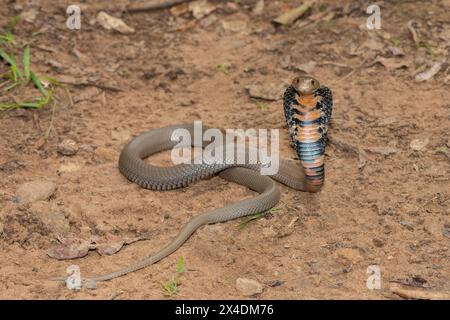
[50,76,333,286]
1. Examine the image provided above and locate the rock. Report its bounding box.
[221,20,247,33]
[96,11,135,34]
[59,162,82,173]
[236,278,264,296]
[252,0,265,15]
[94,147,116,162]
[372,238,385,247]
[111,128,131,142]
[57,139,79,156]
[334,248,364,265]
[410,138,429,151]
[245,83,285,101]
[189,0,216,19]
[15,180,57,204]
[30,202,70,235]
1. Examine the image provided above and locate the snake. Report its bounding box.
[50,76,333,287]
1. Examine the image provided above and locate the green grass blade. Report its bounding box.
[18,101,40,108]
[23,45,30,81]
[9,52,23,81]
[177,256,184,274]
[30,71,47,96]
[41,75,60,87]
[0,48,15,65]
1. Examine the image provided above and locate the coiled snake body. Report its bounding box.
[51,76,333,286]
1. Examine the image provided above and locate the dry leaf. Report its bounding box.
[273,3,311,26]
[252,0,265,16]
[97,11,135,34]
[47,237,92,260]
[189,0,216,19]
[170,3,189,16]
[415,62,442,82]
[372,57,408,70]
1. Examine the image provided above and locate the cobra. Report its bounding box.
[50,76,333,286]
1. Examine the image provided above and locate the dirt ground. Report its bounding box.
[0,0,449,300]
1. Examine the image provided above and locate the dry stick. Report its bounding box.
[390,283,450,300]
[61,86,74,107]
[127,0,192,12]
[330,58,368,85]
[407,20,419,45]
[58,79,123,92]
[44,100,57,142]
[0,80,11,89]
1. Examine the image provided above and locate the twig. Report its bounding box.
[390,283,450,300]
[328,136,359,155]
[62,86,74,107]
[107,290,124,300]
[332,58,368,84]
[58,79,123,92]
[44,99,57,142]
[407,20,419,45]
[127,0,192,12]
[322,61,353,69]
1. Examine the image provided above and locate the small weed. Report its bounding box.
[257,102,268,111]
[0,16,57,111]
[390,36,401,47]
[217,63,231,74]
[162,256,184,296]
[238,208,279,230]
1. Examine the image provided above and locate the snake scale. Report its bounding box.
[50,76,333,286]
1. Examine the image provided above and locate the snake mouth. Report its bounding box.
[291,76,321,95]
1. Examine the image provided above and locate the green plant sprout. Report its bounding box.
[238,207,279,230]
[0,16,57,111]
[163,256,184,296]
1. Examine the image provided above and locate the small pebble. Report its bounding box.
[15,180,57,204]
[236,278,264,296]
[57,139,79,156]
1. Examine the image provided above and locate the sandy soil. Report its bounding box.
[0,0,449,299]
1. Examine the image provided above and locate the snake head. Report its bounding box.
[291,76,320,95]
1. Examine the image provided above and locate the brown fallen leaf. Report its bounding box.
[189,0,216,19]
[370,57,408,70]
[96,11,135,34]
[273,2,312,26]
[94,232,151,256]
[170,3,189,16]
[47,237,92,260]
[48,232,151,259]
[415,62,443,82]
[245,83,286,101]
